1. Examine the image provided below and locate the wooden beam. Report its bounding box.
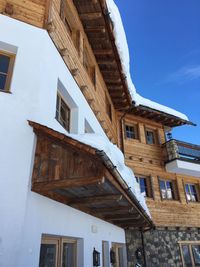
[93,49,113,55]
[32,176,105,192]
[80,12,102,20]
[105,214,141,221]
[97,59,116,65]
[90,206,135,214]
[105,78,121,83]
[69,194,123,205]
[85,25,106,33]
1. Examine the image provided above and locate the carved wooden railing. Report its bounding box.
[164,139,200,163]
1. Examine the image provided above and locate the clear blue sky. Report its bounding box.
[115,0,200,144]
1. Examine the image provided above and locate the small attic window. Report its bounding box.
[56,93,71,132]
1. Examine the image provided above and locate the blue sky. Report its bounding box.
[115,0,200,144]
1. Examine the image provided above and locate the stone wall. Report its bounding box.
[126,227,200,267]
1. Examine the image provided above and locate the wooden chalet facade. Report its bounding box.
[0,1,200,267]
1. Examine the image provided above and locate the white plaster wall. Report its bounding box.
[0,15,125,267]
[166,160,200,178]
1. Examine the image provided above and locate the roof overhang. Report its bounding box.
[130,104,195,127]
[73,0,132,110]
[29,121,153,230]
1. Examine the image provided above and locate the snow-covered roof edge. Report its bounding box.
[105,0,189,122]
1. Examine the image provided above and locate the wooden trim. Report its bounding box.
[0,50,16,92]
[41,236,60,267]
[32,176,105,192]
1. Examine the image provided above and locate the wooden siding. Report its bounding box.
[47,0,119,143]
[0,0,47,27]
[119,112,200,228]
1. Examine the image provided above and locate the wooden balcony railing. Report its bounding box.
[164,139,200,163]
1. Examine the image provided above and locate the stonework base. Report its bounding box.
[126,227,200,267]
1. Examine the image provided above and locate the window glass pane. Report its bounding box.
[192,245,200,265]
[182,245,192,267]
[39,244,57,267]
[62,242,76,267]
[166,181,173,199]
[159,180,166,199]
[185,184,191,201]
[0,54,10,73]
[146,131,154,144]
[0,73,7,90]
[190,185,198,201]
[126,125,136,139]
[140,178,147,197]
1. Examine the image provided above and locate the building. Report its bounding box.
[0,1,199,267]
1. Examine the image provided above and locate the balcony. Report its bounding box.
[164,139,200,177]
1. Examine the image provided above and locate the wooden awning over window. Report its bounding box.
[29,121,153,230]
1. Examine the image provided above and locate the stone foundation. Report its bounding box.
[126,227,200,267]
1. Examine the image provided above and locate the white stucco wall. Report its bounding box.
[0,15,125,267]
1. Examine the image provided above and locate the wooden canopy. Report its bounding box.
[73,0,132,110]
[29,121,153,230]
[130,105,195,128]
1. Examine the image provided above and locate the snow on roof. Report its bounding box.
[105,0,189,121]
[70,132,150,217]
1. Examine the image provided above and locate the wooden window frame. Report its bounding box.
[158,178,178,201]
[136,175,153,198]
[179,241,200,267]
[111,242,126,267]
[0,50,15,93]
[184,183,200,203]
[56,92,71,132]
[145,127,157,145]
[40,235,77,267]
[125,123,139,140]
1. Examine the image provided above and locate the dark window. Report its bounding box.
[159,179,175,200]
[62,241,76,267]
[145,129,156,144]
[136,176,152,198]
[39,243,57,267]
[0,51,15,92]
[185,184,199,202]
[39,236,77,267]
[125,125,138,139]
[56,93,70,132]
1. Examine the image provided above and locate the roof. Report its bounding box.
[73,0,194,127]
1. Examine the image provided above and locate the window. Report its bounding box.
[179,242,200,267]
[159,179,176,200]
[56,93,70,132]
[111,243,126,267]
[39,236,77,267]
[0,51,15,92]
[185,184,199,202]
[145,129,157,144]
[60,0,73,36]
[136,176,152,198]
[125,124,138,139]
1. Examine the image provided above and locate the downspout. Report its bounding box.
[141,229,147,267]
